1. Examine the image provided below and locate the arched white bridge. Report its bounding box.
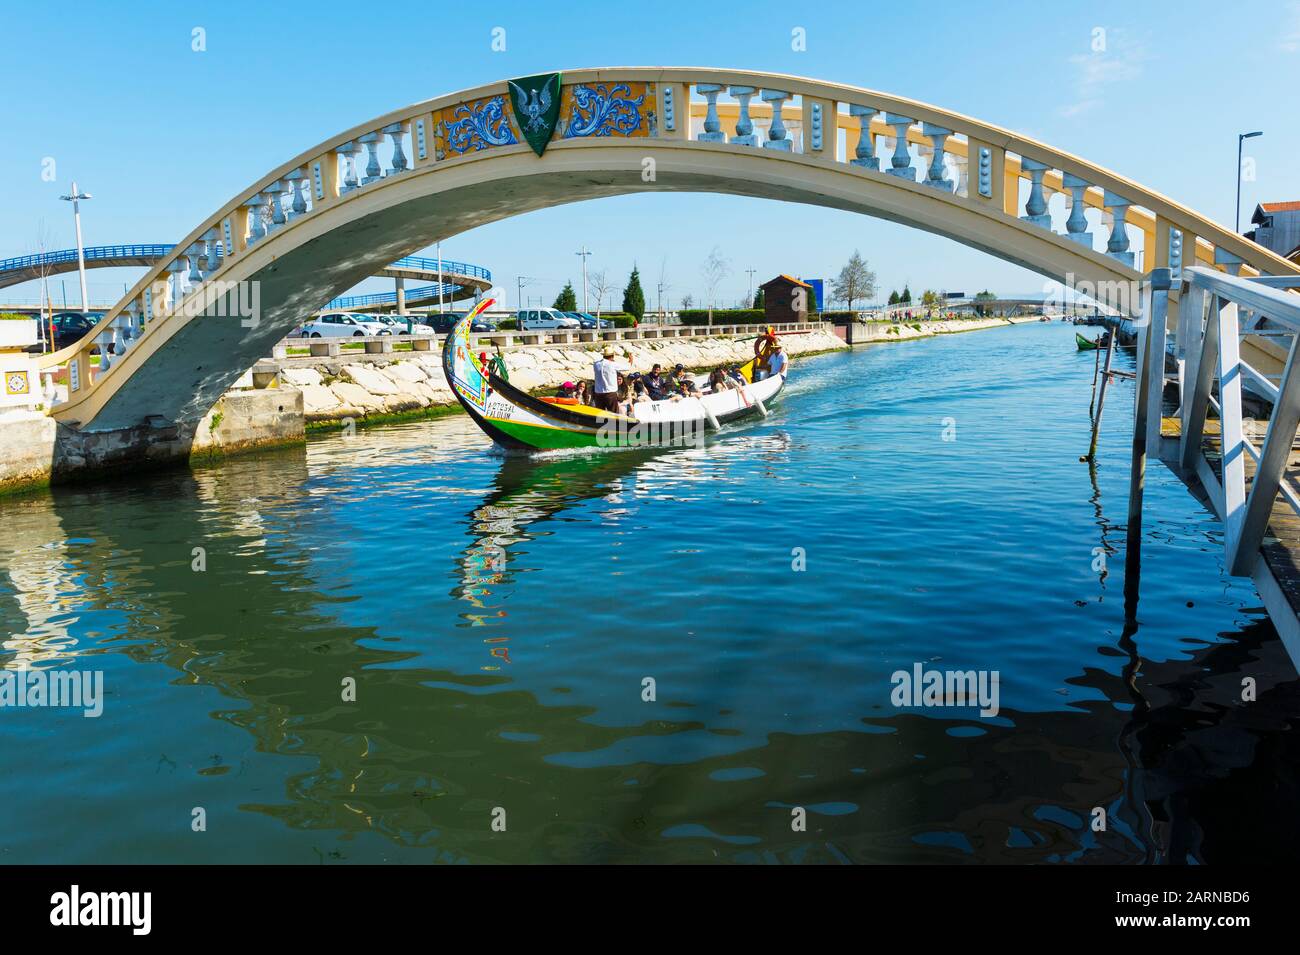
[38,67,1299,433]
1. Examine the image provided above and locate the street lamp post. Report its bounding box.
[59,181,92,313]
[1236,131,1263,234]
[575,246,591,313]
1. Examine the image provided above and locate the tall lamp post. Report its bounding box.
[575,246,592,313]
[1236,130,1263,234]
[59,181,92,313]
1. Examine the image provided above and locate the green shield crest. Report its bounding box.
[508,72,562,156]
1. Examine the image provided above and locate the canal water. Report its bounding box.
[2,321,1298,864]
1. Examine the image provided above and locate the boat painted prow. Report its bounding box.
[443,302,786,452]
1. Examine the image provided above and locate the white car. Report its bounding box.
[364,314,434,335]
[516,308,580,330]
[299,313,391,337]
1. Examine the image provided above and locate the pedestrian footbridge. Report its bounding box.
[1,245,490,309]
[34,67,1298,433]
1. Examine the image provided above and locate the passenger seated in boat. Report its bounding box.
[759,345,785,382]
[726,364,747,385]
[615,374,639,415]
[644,364,670,400]
[707,368,736,393]
[574,381,592,405]
[763,343,787,379]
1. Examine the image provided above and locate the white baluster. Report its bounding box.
[383,122,409,174]
[696,84,725,142]
[264,182,287,232]
[761,89,792,151]
[170,257,190,304]
[186,242,204,287]
[203,227,223,276]
[727,86,757,146]
[884,114,915,179]
[337,141,361,193]
[1061,174,1093,247]
[285,169,307,218]
[921,124,953,191]
[1020,159,1051,229]
[849,104,879,170]
[245,196,267,245]
[1103,191,1134,266]
[360,132,382,184]
[97,329,114,371]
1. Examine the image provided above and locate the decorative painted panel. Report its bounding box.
[559,82,655,140]
[434,95,519,159]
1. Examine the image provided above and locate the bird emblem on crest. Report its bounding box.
[509,80,552,134]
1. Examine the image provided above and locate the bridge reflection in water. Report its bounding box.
[1,337,1298,863]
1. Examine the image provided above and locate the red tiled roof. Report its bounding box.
[1259,201,1300,213]
[762,274,812,288]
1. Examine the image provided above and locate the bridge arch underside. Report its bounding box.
[66,143,1140,432]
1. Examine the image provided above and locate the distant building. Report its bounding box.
[759,274,812,324]
[1245,201,1300,258]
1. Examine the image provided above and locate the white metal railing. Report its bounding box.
[1136,265,1300,576]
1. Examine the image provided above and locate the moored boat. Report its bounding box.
[1075,331,1110,351]
[443,299,786,451]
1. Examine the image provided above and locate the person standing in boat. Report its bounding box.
[593,346,625,413]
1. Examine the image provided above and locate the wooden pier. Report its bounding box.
[1128,268,1300,669]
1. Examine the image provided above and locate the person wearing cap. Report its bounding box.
[592,346,624,412]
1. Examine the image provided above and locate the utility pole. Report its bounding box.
[1236,130,1263,234]
[59,181,92,313]
[575,246,592,312]
[437,241,445,314]
[745,267,757,308]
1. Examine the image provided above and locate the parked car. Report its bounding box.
[420,312,496,334]
[34,311,103,351]
[563,311,610,329]
[516,308,579,330]
[298,313,391,337]
[364,314,433,335]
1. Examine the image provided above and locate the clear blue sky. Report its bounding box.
[2,0,1297,309]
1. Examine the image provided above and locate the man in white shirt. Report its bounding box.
[593,346,623,412]
[766,343,787,379]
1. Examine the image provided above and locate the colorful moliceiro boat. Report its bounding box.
[442,299,787,451]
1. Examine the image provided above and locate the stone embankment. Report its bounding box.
[277,329,847,426]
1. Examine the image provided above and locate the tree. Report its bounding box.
[553,281,577,312]
[973,289,997,316]
[888,290,899,306]
[900,285,912,304]
[621,265,646,321]
[921,289,941,307]
[680,293,694,309]
[831,250,876,311]
[753,287,765,310]
[700,246,730,325]
[589,270,613,317]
